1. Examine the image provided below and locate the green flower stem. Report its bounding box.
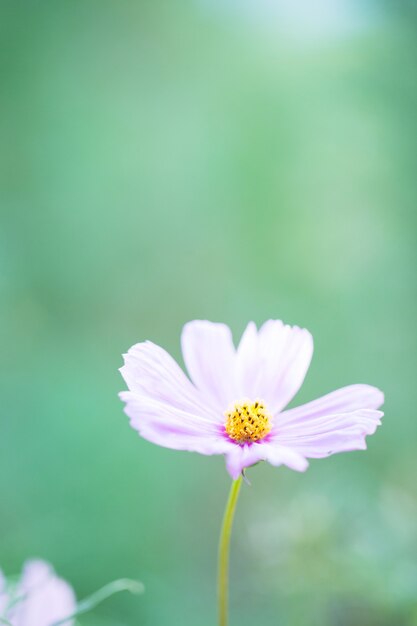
[52,579,144,625]
[217,476,243,626]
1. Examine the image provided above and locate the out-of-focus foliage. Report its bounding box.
[1,1,416,625]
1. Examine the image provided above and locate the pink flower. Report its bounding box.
[119,320,384,479]
[0,560,76,626]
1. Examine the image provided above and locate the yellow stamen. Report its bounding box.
[225,399,272,444]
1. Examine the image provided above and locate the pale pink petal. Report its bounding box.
[0,569,8,615]
[236,320,313,413]
[274,408,383,458]
[18,560,50,588]
[11,560,75,626]
[260,443,309,472]
[120,340,218,419]
[225,444,266,480]
[278,384,384,426]
[224,441,309,478]
[181,321,237,411]
[120,391,232,456]
[235,322,259,398]
[120,335,235,457]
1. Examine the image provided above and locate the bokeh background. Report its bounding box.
[1,1,417,624]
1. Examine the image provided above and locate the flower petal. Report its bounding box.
[278,384,384,427]
[224,443,265,479]
[275,407,383,459]
[181,321,237,410]
[235,321,260,398]
[261,443,309,472]
[0,569,8,615]
[224,440,309,478]
[120,340,218,420]
[269,386,384,461]
[120,391,232,456]
[12,560,76,626]
[236,320,313,413]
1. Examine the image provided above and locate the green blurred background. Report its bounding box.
[1,1,417,624]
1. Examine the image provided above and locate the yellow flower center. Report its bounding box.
[225,399,272,444]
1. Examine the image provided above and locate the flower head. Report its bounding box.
[119,320,384,479]
[0,560,76,626]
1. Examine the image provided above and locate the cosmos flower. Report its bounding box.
[119,320,384,479]
[0,560,75,626]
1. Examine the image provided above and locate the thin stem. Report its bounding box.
[217,476,243,626]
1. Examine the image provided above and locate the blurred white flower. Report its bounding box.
[0,560,75,626]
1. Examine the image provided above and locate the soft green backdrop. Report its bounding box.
[1,1,416,625]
